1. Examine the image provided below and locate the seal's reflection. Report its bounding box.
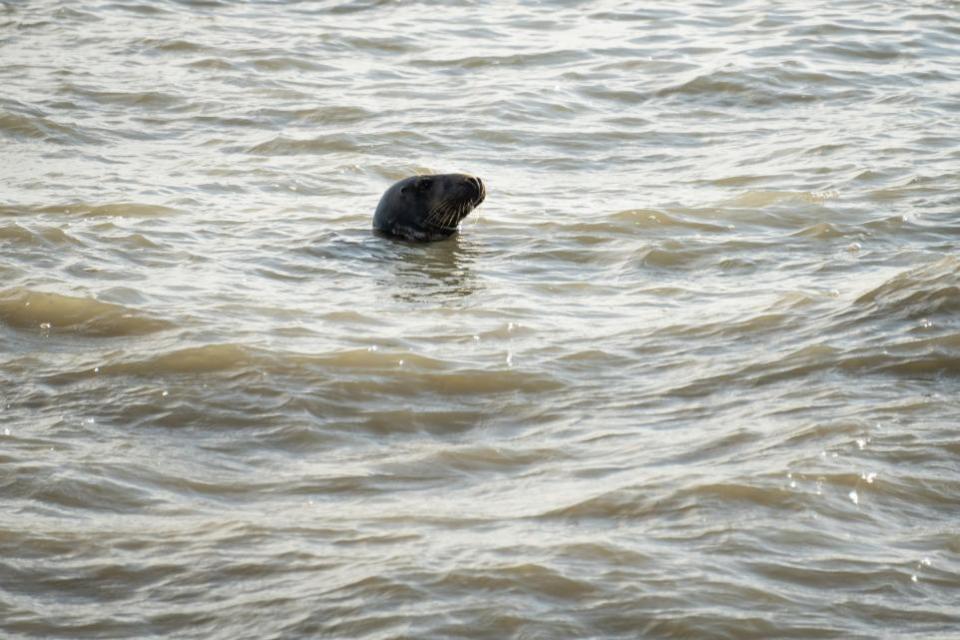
[384,235,481,303]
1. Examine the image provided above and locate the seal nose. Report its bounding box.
[469,176,485,204]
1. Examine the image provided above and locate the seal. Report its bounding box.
[373,173,485,242]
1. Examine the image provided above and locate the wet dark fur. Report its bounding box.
[372,173,485,242]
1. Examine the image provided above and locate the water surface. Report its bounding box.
[2,1,960,638]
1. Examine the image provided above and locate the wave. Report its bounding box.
[535,209,732,237]
[853,256,960,320]
[0,289,172,337]
[0,202,181,218]
[52,343,563,396]
[669,330,960,400]
[245,134,362,156]
[0,109,104,145]
[654,68,828,106]
[0,223,80,247]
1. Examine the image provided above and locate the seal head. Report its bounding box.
[373,173,485,242]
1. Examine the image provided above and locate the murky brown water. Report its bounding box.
[3,1,960,637]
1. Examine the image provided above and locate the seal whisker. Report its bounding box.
[429,201,455,228]
[425,201,452,226]
[423,204,444,226]
[440,203,456,227]
[442,201,458,225]
[455,202,468,226]
[441,200,461,229]
[445,203,463,229]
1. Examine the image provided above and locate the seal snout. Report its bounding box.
[467,175,485,205]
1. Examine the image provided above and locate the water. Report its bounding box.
[2,0,960,637]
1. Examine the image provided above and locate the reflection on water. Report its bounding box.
[387,234,481,303]
[3,0,960,638]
